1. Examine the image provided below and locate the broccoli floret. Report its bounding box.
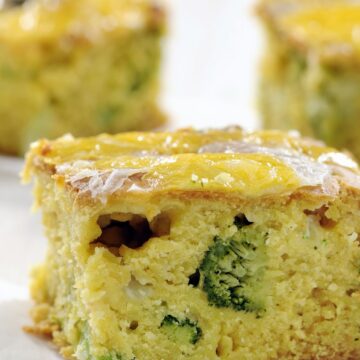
[200,223,267,313]
[160,315,202,345]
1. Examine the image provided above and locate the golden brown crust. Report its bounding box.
[23,129,360,208]
[23,323,57,339]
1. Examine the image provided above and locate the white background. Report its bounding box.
[0,0,262,358]
[163,0,262,130]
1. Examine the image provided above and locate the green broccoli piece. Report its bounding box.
[160,315,202,345]
[199,224,267,313]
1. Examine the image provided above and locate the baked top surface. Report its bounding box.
[0,0,164,44]
[261,2,360,64]
[24,128,360,201]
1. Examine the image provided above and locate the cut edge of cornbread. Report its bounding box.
[23,129,360,360]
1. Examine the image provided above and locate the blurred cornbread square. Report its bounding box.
[0,0,166,156]
[258,0,360,159]
[23,128,360,359]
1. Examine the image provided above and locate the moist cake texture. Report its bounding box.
[23,128,360,359]
[0,0,165,155]
[258,0,360,159]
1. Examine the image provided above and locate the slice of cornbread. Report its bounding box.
[23,128,360,360]
[0,0,165,156]
[258,0,360,160]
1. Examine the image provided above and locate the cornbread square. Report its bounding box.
[24,128,360,359]
[258,0,360,159]
[0,0,165,156]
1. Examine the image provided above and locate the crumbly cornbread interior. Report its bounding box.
[0,0,165,155]
[24,129,360,360]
